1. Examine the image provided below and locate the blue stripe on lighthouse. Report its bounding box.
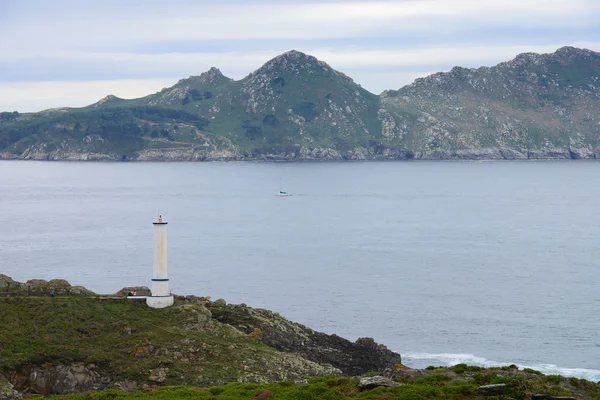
[151,278,169,281]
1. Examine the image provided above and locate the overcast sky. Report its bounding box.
[1,0,599,112]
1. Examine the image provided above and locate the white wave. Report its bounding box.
[404,352,600,382]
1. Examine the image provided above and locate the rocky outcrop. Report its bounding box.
[358,376,400,390]
[0,275,94,297]
[0,152,19,160]
[10,363,135,396]
[476,383,507,396]
[90,95,122,108]
[208,301,402,376]
[19,143,121,161]
[136,147,242,161]
[113,286,151,297]
[148,368,169,383]
[532,395,576,400]
[0,375,20,400]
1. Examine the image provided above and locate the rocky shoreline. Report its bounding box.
[3,146,600,162]
[1,275,599,400]
[0,275,401,397]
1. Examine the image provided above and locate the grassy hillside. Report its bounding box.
[1,277,598,399]
[0,296,337,388]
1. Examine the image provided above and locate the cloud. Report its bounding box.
[1,0,597,60]
[0,79,177,112]
[0,0,598,110]
[2,40,599,84]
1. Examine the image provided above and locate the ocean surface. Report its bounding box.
[1,160,599,380]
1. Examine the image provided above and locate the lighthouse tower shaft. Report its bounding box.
[152,220,169,296]
[147,215,174,309]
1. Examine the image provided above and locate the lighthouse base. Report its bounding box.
[146,296,174,309]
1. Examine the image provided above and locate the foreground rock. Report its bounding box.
[208,301,402,376]
[0,375,20,400]
[358,376,400,390]
[476,383,506,396]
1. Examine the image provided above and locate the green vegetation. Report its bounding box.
[523,368,544,376]
[543,375,562,385]
[0,296,331,386]
[16,372,599,400]
[449,364,483,374]
[1,291,599,399]
[38,377,479,400]
[0,105,212,157]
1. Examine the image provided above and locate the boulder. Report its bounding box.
[532,395,576,400]
[69,286,95,296]
[358,376,400,390]
[0,375,20,400]
[0,275,18,289]
[148,368,169,383]
[48,279,71,287]
[476,383,506,396]
[26,279,49,287]
[113,286,151,297]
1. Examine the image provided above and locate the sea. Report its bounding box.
[0,160,598,381]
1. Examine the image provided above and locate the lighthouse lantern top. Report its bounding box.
[153,214,168,225]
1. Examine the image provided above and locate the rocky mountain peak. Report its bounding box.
[554,46,595,57]
[90,94,121,108]
[502,46,599,69]
[200,67,227,82]
[180,67,232,87]
[258,49,332,75]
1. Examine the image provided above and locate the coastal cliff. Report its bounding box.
[0,275,401,397]
[1,47,599,162]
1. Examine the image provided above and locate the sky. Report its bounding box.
[0,0,599,112]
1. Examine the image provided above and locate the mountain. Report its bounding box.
[1,47,599,161]
[381,46,600,159]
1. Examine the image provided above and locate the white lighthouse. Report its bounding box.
[146,214,174,309]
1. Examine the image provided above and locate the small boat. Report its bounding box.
[276,190,290,197]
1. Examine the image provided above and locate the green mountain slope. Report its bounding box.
[381,46,600,159]
[1,47,599,161]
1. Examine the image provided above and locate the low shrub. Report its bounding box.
[543,375,562,385]
[450,363,483,374]
[415,373,452,386]
[523,368,544,376]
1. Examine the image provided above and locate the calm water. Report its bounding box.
[1,160,599,380]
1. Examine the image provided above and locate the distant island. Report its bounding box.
[1,275,598,400]
[1,46,599,162]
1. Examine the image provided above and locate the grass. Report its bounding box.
[0,297,330,386]
[24,376,482,400]
[22,371,600,400]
